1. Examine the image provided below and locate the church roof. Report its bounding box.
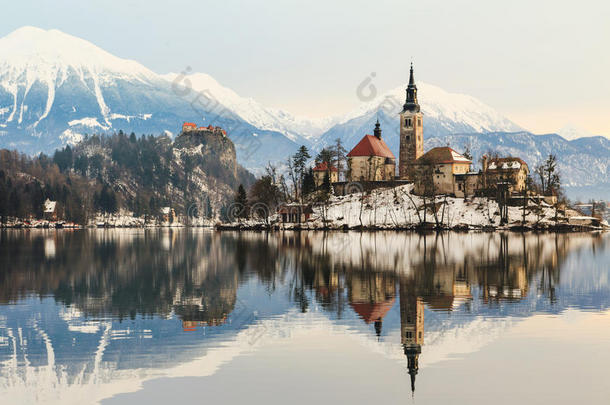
[313,162,338,172]
[350,298,395,323]
[347,135,395,159]
[415,147,471,165]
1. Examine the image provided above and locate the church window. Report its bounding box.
[406,135,410,141]
[406,331,413,339]
[405,118,412,127]
[418,118,422,126]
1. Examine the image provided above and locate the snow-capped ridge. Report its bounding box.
[162,72,339,141]
[0,26,156,79]
[557,124,597,141]
[337,81,523,133]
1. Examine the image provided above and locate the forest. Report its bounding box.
[0,130,254,224]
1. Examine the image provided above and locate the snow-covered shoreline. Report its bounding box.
[219,185,609,232]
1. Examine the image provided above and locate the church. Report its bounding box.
[345,65,529,198]
[346,64,425,183]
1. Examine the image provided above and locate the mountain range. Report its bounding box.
[0,26,608,199]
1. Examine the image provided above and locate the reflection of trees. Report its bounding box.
[0,230,604,323]
[0,230,238,321]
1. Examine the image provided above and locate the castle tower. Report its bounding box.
[399,64,424,180]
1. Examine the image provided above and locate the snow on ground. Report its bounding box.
[309,184,562,229]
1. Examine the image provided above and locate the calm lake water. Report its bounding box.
[1,229,609,404]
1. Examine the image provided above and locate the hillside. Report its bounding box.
[0,129,254,224]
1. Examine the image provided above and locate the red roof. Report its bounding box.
[313,162,338,172]
[350,298,396,323]
[183,122,197,128]
[347,135,395,159]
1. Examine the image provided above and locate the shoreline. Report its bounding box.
[1,222,606,233]
[214,222,608,233]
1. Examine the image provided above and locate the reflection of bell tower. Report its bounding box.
[399,279,424,394]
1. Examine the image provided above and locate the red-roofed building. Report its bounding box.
[182,122,197,132]
[347,120,396,181]
[313,162,338,187]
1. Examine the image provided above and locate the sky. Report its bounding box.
[2,0,609,135]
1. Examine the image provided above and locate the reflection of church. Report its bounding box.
[399,279,424,394]
[343,269,426,394]
[347,271,396,338]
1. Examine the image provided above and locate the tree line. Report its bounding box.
[230,138,347,222]
[0,130,252,224]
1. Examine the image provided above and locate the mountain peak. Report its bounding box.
[557,124,596,141]
[0,26,154,78]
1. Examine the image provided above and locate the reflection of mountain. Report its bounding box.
[0,230,609,402]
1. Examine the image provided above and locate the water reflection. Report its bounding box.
[0,230,608,403]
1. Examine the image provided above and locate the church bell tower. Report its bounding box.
[399,64,424,180]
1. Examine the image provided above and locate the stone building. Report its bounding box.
[399,64,424,180]
[181,122,227,137]
[312,162,338,187]
[347,120,396,182]
[412,147,472,196]
[278,204,313,223]
[481,156,530,193]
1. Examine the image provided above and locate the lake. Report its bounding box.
[1,229,609,404]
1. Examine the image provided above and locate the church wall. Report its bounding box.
[348,156,395,182]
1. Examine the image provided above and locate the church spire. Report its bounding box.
[374,119,382,139]
[404,344,421,394]
[409,62,415,86]
[402,63,420,113]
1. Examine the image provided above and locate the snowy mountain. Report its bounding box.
[0,26,607,191]
[0,26,304,171]
[557,124,597,141]
[162,72,337,141]
[315,81,523,153]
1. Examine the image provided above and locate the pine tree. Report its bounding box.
[315,148,334,165]
[292,145,311,201]
[234,184,249,219]
[302,167,316,196]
